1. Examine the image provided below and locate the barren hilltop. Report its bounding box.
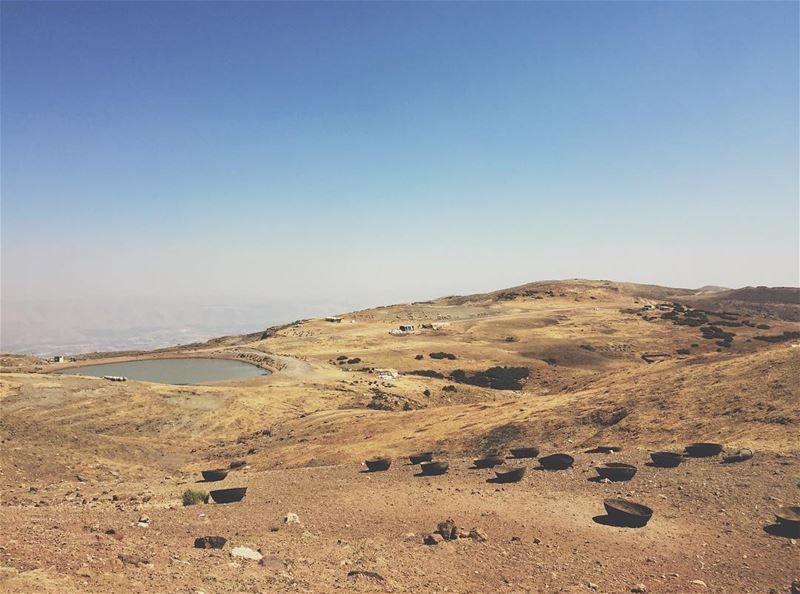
[1,279,798,593]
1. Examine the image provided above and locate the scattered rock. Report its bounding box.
[230,546,263,561]
[791,580,800,594]
[423,533,444,545]
[468,528,488,542]
[347,570,385,581]
[194,536,227,549]
[284,512,301,525]
[723,448,754,463]
[690,580,707,589]
[436,518,458,540]
[588,582,599,590]
[631,584,647,593]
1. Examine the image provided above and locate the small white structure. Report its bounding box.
[399,324,414,332]
[325,316,342,323]
[373,368,398,381]
[53,355,65,363]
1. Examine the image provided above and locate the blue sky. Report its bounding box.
[2,1,798,303]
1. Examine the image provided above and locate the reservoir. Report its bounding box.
[59,357,270,385]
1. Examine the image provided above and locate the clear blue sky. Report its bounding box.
[2,1,798,303]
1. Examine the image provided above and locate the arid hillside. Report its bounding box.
[1,279,798,593]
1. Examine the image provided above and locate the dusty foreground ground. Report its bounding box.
[0,452,798,594]
[1,280,799,593]
[0,451,800,592]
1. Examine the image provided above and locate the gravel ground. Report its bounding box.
[1,450,798,593]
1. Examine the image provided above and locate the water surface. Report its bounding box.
[60,357,270,385]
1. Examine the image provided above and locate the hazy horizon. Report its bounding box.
[1,2,798,352]
[1,276,793,356]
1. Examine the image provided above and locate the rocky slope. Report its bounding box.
[1,279,798,593]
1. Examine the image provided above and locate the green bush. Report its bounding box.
[182,489,207,506]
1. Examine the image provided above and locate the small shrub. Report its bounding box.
[408,369,445,379]
[714,320,742,327]
[336,355,348,361]
[450,366,529,390]
[347,357,361,364]
[754,331,800,343]
[429,352,457,360]
[442,385,457,392]
[367,399,392,411]
[415,354,424,360]
[676,348,690,355]
[182,489,207,506]
[701,326,735,342]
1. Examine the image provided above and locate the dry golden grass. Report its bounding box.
[2,279,797,478]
